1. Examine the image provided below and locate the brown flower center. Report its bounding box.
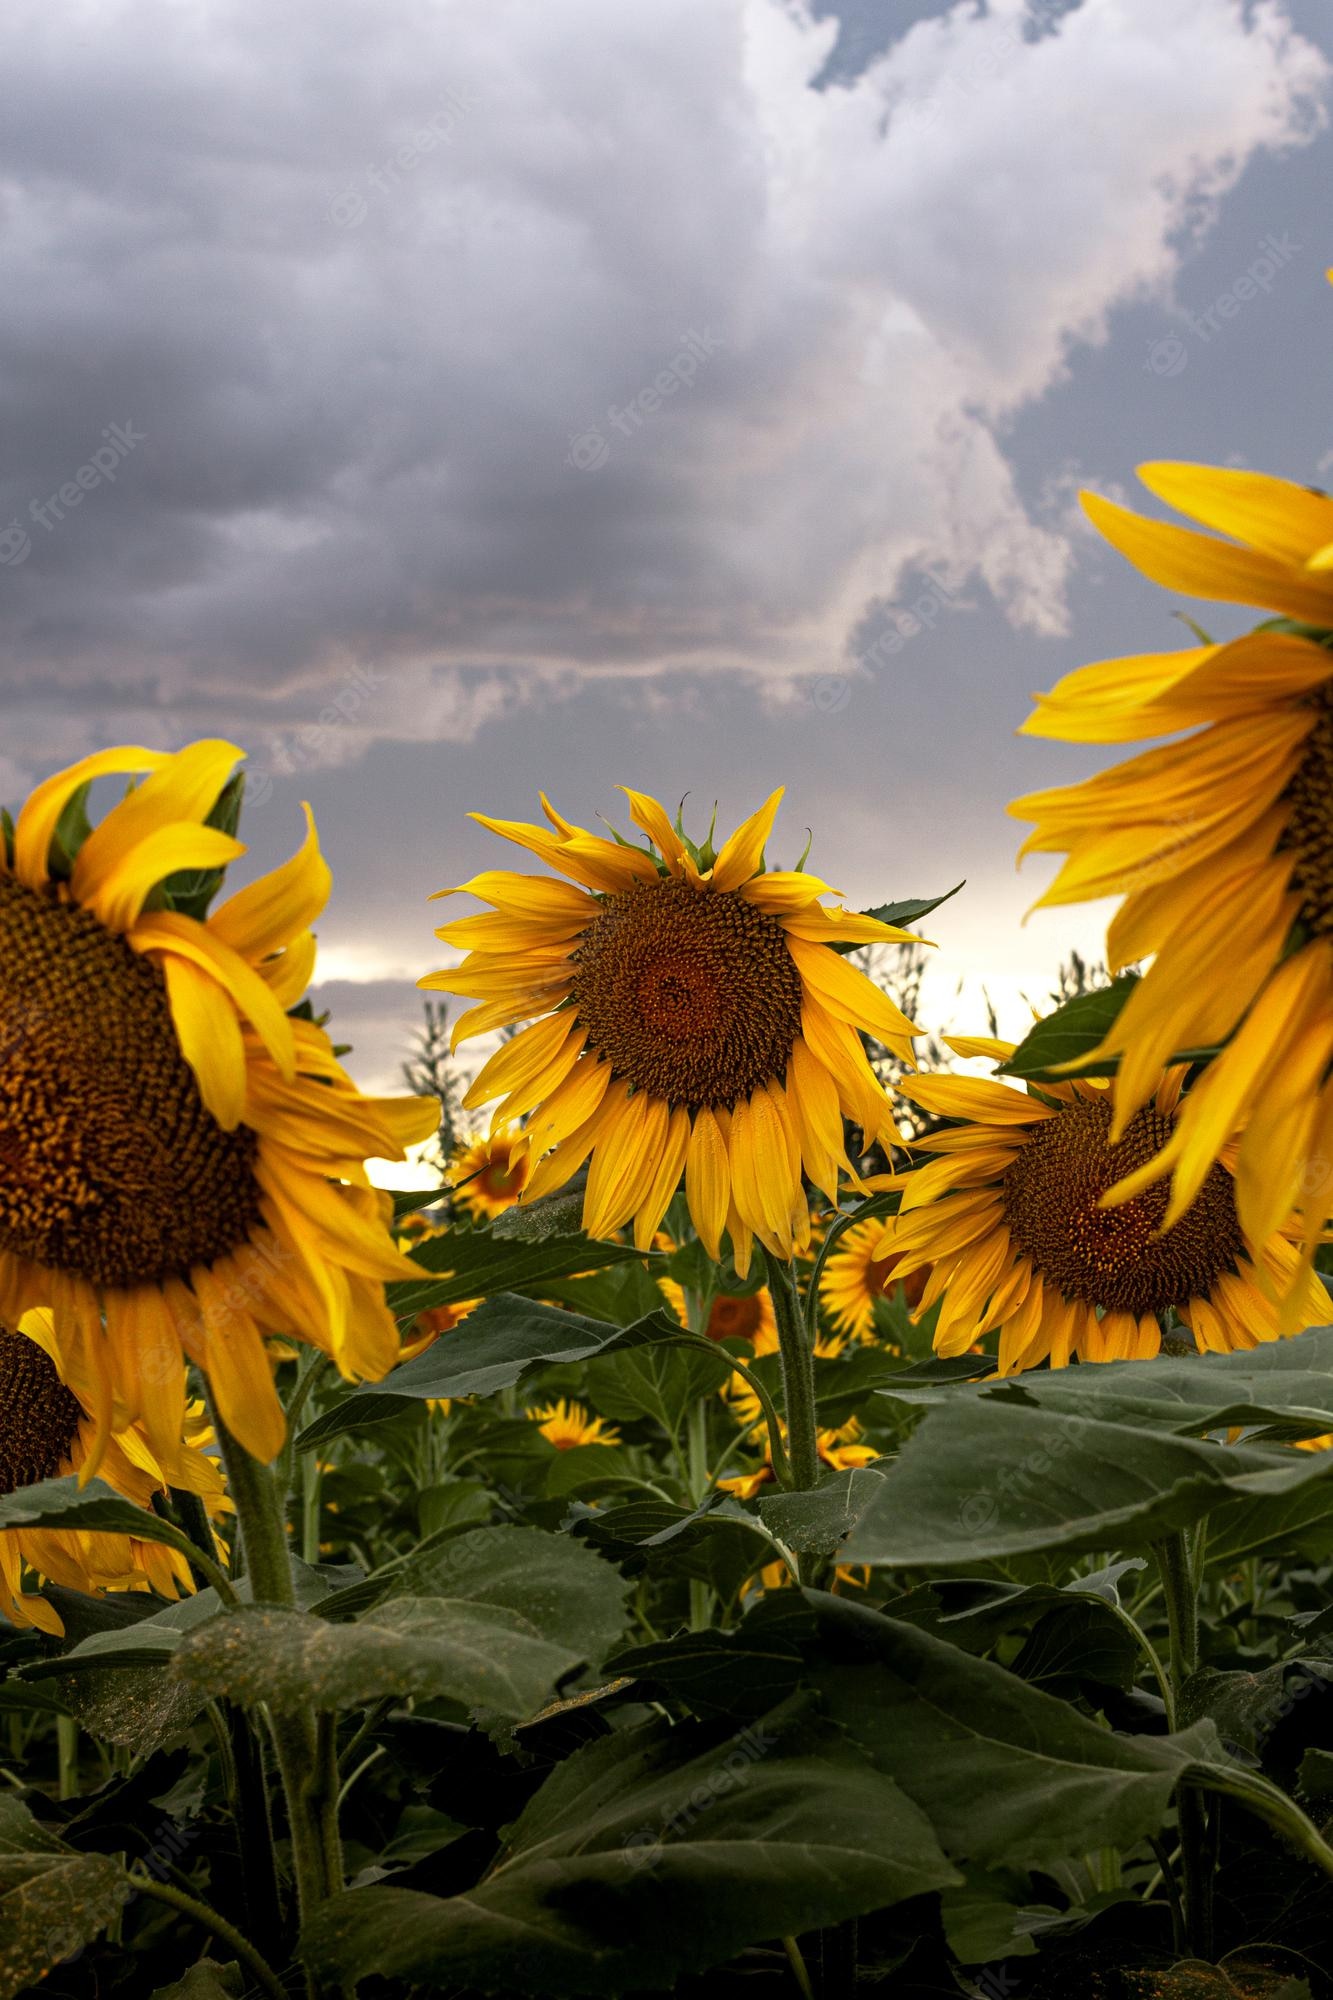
[705,1292,767,1341]
[571,878,805,1109]
[1286,680,1333,938]
[0,1330,84,1495]
[1002,1095,1244,1317]
[0,874,263,1290]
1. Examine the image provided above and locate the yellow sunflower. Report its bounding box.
[527,1398,622,1450]
[873,1046,1330,1375]
[718,1416,877,1502]
[447,1131,531,1219]
[0,742,438,1466]
[423,787,920,1269]
[1010,463,1333,1311]
[818,1216,917,1343]
[0,1309,226,1632]
[657,1274,779,1346]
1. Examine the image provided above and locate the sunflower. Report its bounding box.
[0,1309,226,1632]
[0,742,438,1466]
[423,787,920,1269]
[527,1398,622,1450]
[873,1046,1330,1374]
[718,1416,877,1502]
[657,1274,779,1345]
[447,1131,531,1220]
[1010,463,1333,1311]
[819,1216,918,1343]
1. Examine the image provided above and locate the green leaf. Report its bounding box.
[879,1326,1333,1440]
[1298,1747,1333,1799]
[302,1705,958,1996]
[845,1394,1333,1568]
[0,1475,213,1570]
[861,883,965,931]
[758,1463,890,1555]
[162,769,246,919]
[566,1496,773,1594]
[490,1186,590,1241]
[0,1795,128,2000]
[17,1560,362,1753]
[389,1227,647,1321]
[584,1341,729,1434]
[607,1601,806,1720]
[806,1593,1223,1871]
[1180,1659,1333,1756]
[149,1964,244,2000]
[939,1871,1039,1966]
[1008,1600,1139,1694]
[172,1526,629,1720]
[298,1296,692,1446]
[999,975,1139,1080]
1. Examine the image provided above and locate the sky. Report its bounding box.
[3,0,1331,1110]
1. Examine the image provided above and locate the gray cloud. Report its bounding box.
[1,0,1325,784]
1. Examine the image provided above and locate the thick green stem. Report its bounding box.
[1190,1762,1333,1882]
[210,1405,339,1992]
[763,1251,820,1493]
[1154,1533,1209,1958]
[131,1872,289,2000]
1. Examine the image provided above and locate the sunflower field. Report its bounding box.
[4,462,1333,2000]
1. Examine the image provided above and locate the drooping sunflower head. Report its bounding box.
[0,742,439,1466]
[1009,463,1333,1312]
[875,1046,1330,1375]
[0,1309,226,1632]
[425,787,923,1270]
[447,1131,531,1220]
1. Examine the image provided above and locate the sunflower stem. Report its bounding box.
[763,1251,820,1494]
[210,1403,342,1995]
[1154,1532,1210,1957]
[130,1871,290,2000]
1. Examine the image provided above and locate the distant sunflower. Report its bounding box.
[657,1274,779,1345]
[0,1310,226,1632]
[719,1416,877,1502]
[448,1131,531,1220]
[874,1052,1329,1374]
[0,742,438,1466]
[527,1398,622,1450]
[1010,463,1333,1309]
[424,787,920,1269]
[819,1216,916,1343]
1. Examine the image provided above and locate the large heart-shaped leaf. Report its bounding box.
[880,1328,1333,1440]
[172,1526,630,1720]
[805,1593,1222,1870]
[843,1399,1333,1567]
[302,1706,958,1996]
[0,1796,127,2000]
